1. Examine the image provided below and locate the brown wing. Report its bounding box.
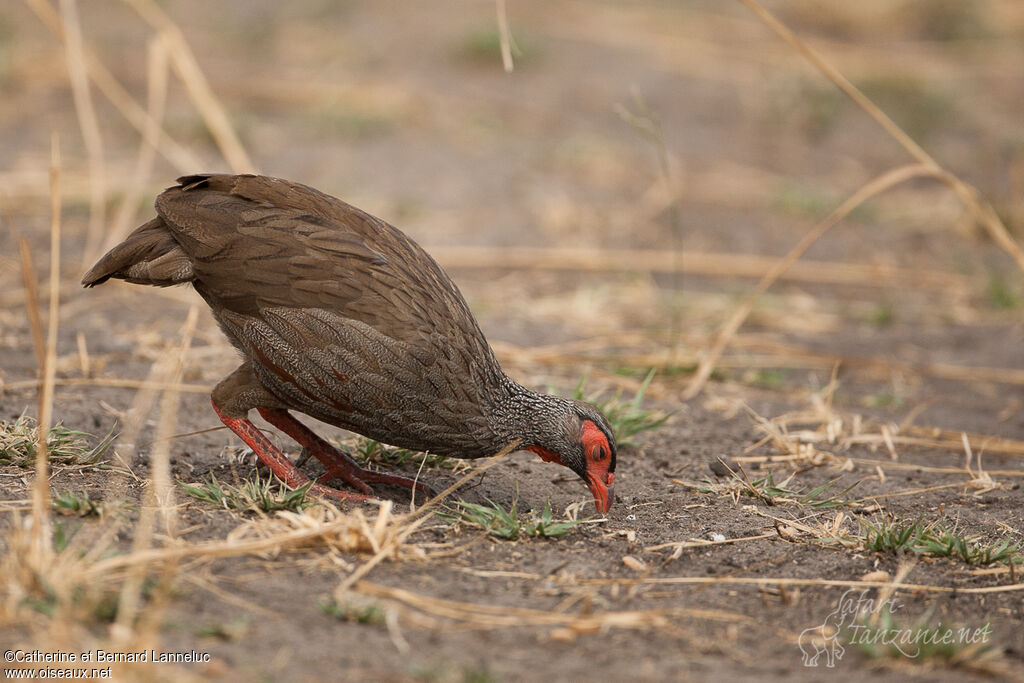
[155,174,488,349]
[158,175,508,448]
[84,174,509,449]
[217,306,500,455]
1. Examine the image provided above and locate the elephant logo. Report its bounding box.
[798,588,889,667]
[798,621,845,668]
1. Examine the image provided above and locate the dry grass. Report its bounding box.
[685,0,1024,399]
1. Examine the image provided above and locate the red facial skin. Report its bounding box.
[527,419,616,513]
[580,420,615,513]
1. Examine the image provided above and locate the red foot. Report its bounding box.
[256,407,435,499]
[212,401,372,504]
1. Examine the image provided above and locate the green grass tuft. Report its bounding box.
[985,275,1021,310]
[350,437,462,471]
[862,517,1023,567]
[862,517,926,553]
[868,301,896,327]
[439,498,580,541]
[865,391,904,409]
[0,416,114,467]
[749,369,786,389]
[319,599,385,625]
[182,473,313,513]
[705,469,861,509]
[574,370,670,445]
[453,28,529,66]
[53,490,102,517]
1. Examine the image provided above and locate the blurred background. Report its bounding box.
[2,0,1024,426]
[3,3,1024,679]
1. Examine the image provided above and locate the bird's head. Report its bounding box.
[525,399,617,513]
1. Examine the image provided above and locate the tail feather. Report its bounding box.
[81,217,194,288]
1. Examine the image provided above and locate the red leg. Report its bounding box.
[256,407,435,498]
[212,401,372,504]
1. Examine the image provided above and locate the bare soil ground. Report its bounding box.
[2,1,1024,681]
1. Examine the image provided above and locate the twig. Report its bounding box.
[495,0,513,73]
[22,0,201,173]
[335,441,519,594]
[31,134,62,565]
[739,0,1024,273]
[355,580,755,629]
[683,163,947,399]
[105,33,171,255]
[116,306,198,645]
[2,377,212,393]
[645,533,773,552]
[426,245,964,289]
[122,0,255,173]
[18,240,45,371]
[576,575,1024,595]
[59,0,106,267]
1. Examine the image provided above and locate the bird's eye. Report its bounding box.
[592,446,606,461]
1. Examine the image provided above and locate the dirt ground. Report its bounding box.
[2,1,1024,681]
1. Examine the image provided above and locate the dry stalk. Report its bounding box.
[2,377,212,394]
[75,330,90,376]
[427,245,964,290]
[740,0,1024,273]
[30,135,63,567]
[112,306,197,642]
[228,500,420,564]
[17,240,46,373]
[684,1,1024,400]
[684,163,942,400]
[22,0,200,172]
[58,0,106,267]
[105,34,171,255]
[743,403,844,468]
[122,0,255,173]
[644,532,773,553]
[353,580,754,632]
[577,575,1024,595]
[962,433,1010,495]
[151,305,198,534]
[495,0,514,73]
[335,442,518,593]
[839,458,1024,479]
[869,559,917,626]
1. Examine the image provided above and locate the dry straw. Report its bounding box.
[112,306,197,645]
[23,0,201,173]
[58,0,106,267]
[684,1,1024,399]
[122,0,255,173]
[104,34,171,255]
[29,135,63,567]
[495,0,514,73]
[428,245,964,290]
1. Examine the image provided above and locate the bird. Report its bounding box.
[82,174,616,512]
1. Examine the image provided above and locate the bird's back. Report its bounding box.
[85,174,512,455]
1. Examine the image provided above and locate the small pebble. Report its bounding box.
[709,457,736,477]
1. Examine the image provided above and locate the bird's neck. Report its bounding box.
[491,382,572,452]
